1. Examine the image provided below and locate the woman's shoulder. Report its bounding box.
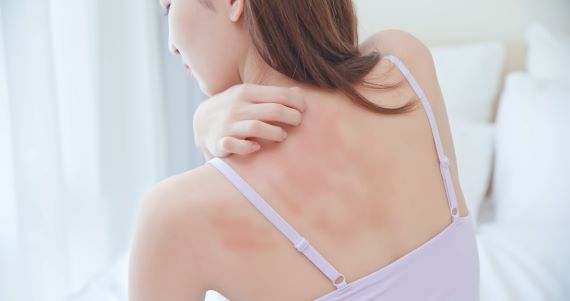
[359,29,433,67]
[130,164,229,289]
[360,29,439,86]
[359,29,445,113]
[137,165,221,218]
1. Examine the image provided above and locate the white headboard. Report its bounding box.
[356,0,570,74]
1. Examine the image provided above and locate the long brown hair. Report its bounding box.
[242,0,417,114]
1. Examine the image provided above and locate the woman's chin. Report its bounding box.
[200,81,233,97]
[197,80,214,97]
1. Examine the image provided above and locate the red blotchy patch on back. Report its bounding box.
[262,105,384,242]
[314,214,356,243]
[264,107,356,216]
[266,171,305,216]
[210,207,278,253]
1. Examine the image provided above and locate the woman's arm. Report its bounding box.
[128,174,211,301]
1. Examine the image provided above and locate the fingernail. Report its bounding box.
[252,143,261,150]
[281,131,288,140]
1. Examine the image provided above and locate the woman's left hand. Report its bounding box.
[193,84,306,160]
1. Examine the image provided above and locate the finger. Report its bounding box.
[217,136,261,156]
[241,84,307,113]
[245,103,302,126]
[229,120,287,142]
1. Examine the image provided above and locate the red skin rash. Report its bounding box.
[265,105,354,208]
[209,99,390,252]
[260,104,379,241]
[206,60,415,255]
[210,206,279,253]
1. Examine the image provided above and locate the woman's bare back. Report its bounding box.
[196,31,470,300]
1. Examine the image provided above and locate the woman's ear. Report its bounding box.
[229,0,244,22]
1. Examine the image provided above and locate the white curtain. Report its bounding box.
[0,0,204,300]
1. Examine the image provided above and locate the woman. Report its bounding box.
[128,0,480,300]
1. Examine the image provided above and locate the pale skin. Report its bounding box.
[128,1,470,300]
[192,84,307,160]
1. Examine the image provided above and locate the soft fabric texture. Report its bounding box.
[492,72,570,224]
[430,41,506,123]
[526,23,570,84]
[477,223,570,301]
[476,24,570,301]
[0,2,169,301]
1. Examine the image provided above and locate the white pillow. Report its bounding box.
[492,72,570,224]
[430,41,506,123]
[526,23,570,84]
[477,223,570,300]
[450,120,495,227]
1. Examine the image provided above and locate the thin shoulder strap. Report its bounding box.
[383,54,460,220]
[207,157,348,289]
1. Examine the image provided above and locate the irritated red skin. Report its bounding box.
[209,98,389,253]
[210,205,279,253]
